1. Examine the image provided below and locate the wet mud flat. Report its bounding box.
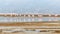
[1,32,60,34]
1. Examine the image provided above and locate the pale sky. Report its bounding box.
[0,0,60,14]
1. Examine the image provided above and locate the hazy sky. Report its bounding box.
[0,0,60,14]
